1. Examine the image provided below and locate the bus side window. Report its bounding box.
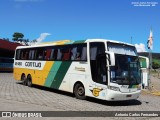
[20,51,24,59]
[70,44,87,61]
[75,45,82,61]
[21,50,28,60]
[38,53,43,59]
[50,49,54,60]
[45,48,52,60]
[53,49,58,60]
[81,46,87,61]
[76,44,87,61]
[71,47,77,60]
[57,49,62,60]
[29,49,35,60]
[50,49,58,60]
[16,49,21,60]
[24,51,29,60]
[35,48,44,60]
[76,52,81,60]
[62,47,71,61]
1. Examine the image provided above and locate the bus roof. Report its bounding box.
[16,39,135,49]
[87,39,134,46]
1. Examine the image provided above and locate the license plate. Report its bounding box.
[121,85,128,89]
[126,95,132,97]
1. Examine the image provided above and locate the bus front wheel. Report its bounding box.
[27,75,32,87]
[74,83,86,100]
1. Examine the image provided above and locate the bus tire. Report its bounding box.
[74,83,86,100]
[27,75,32,87]
[21,74,27,86]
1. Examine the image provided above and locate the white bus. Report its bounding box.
[14,39,141,101]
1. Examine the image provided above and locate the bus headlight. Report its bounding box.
[108,86,120,91]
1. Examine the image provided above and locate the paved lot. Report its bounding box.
[0,73,160,120]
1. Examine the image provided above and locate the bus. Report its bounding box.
[139,56,149,89]
[0,57,14,72]
[14,39,141,101]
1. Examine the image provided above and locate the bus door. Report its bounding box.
[90,42,108,99]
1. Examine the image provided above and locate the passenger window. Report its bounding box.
[57,48,62,60]
[70,44,87,61]
[44,48,52,60]
[29,49,35,60]
[62,47,71,60]
[35,48,45,60]
[16,49,21,60]
[71,47,77,60]
[20,49,29,60]
[50,48,58,60]
[81,46,87,61]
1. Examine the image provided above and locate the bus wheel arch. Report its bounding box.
[73,82,86,100]
[21,73,27,85]
[27,74,32,87]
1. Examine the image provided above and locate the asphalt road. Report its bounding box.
[0,73,160,120]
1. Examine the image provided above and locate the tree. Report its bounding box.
[30,39,37,44]
[12,32,38,46]
[152,59,160,69]
[23,39,29,45]
[12,32,30,45]
[32,39,37,43]
[12,32,24,42]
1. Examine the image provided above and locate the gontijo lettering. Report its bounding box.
[25,62,41,68]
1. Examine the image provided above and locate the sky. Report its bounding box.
[0,0,160,53]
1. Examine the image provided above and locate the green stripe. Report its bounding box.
[44,61,62,87]
[73,40,85,44]
[50,61,72,89]
[65,40,85,44]
[44,40,85,88]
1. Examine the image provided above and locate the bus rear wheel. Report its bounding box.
[27,75,32,87]
[74,83,86,100]
[21,74,27,86]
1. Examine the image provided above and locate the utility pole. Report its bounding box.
[147,27,153,90]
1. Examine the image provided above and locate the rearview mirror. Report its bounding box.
[138,56,149,69]
[105,51,115,66]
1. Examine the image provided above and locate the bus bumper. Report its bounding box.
[106,90,141,101]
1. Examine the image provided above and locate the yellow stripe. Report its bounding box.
[36,61,54,86]
[14,61,54,86]
[38,40,71,45]
[14,68,22,81]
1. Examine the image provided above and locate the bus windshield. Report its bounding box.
[107,42,137,56]
[110,54,141,85]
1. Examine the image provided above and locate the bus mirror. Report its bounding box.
[105,51,115,66]
[138,56,149,69]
